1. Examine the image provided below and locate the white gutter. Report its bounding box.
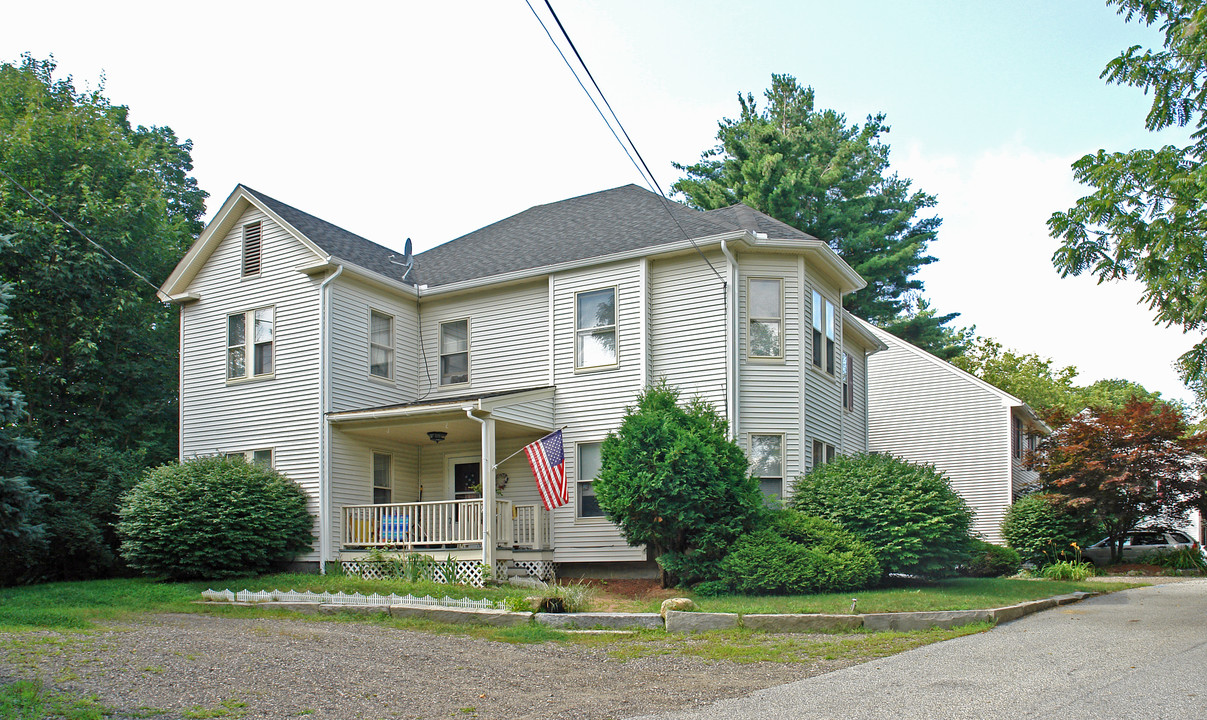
[720,239,739,440]
[317,264,343,574]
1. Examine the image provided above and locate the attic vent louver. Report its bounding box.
[242,221,263,276]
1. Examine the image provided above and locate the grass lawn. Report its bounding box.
[0,573,1141,632]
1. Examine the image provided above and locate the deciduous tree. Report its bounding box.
[674,74,969,358]
[1048,0,1207,395]
[1030,398,1207,562]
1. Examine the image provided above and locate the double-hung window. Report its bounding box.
[373,452,392,504]
[843,352,856,410]
[369,310,394,380]
[748,278,783,359]
[577,442,605,518]
[227,307,274,380]
[811,439,836,470]
[812,291,835,374]
[439,319,469,385]
[749,434,784,501]
[575,288,617,369]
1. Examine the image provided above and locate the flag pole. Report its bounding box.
[492,425,569,469]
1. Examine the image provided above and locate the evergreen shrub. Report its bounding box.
[962,539,1022,577]
[791,453,974,577]
[116,456,313,580]
[1000,493,1095,566]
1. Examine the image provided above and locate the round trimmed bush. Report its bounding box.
[790,453,974,577]
[963,539,1021,578]
[117,456,313,580]
[1000,493,1095,566]
[714,511,880,595]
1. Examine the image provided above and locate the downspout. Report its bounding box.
[719,239,739,440]
[317,264,344,574]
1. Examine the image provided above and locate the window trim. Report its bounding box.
[241,221,263,278]
[372,451,393,505]
[576,441,606,520]
[749,433,784,501]
[438,317,471,387]
[226,306,275,382]
[574,286,619,371]
[747,277,784,360]
[368,308,395,382]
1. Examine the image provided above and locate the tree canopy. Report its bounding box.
[674,74,969,358]
[0,55,205,581]
[1030,398,1207,562]
[1048,0,1207,396]
[952,336,1169,425]
[593,383,762,587]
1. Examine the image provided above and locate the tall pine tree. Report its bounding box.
[675,74,969,358]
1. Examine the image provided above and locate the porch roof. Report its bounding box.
[327,386,556,445]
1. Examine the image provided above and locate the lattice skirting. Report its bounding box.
[341,559,492,587]
[511,560,559,582]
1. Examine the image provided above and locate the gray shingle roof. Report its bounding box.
[242,185,416,284]
[702,204,816,241]
[242,184,812,288]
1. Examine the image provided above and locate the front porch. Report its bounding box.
[342,498,552,551]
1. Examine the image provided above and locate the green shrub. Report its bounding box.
[963,539,1021,578]
[790,453,974,578]
[1000,493,1096,566]
[1142,547,1207,571]
[116,456,313,580]
[714,511,880,595]
[1039,560,1094,581]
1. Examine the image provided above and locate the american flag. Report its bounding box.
[524,430,568,511]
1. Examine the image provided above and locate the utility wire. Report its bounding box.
[527,0,725,284]
[0,165,163,294]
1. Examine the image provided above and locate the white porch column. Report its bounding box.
[480,415,497,577]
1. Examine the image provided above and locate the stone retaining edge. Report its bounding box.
[195,590,1102,633]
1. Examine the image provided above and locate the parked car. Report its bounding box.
[1081,529,1200,565]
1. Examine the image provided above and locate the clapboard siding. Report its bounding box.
[551,260,646,563]
[649,251,727,411]
[865,324,1015,543]
[802,268,844,468]
[738,254,804,481]
[416,280,549,400]
[329,277,418,412]
[490,396,555,431]
[179,207,324,559]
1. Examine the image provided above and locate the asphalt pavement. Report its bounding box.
[630,579,1207,720]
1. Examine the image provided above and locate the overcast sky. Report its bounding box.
[3,1,1200,407]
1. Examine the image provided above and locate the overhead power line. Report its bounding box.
[0,165,163,294]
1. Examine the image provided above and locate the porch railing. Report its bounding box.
[342,499,550,550]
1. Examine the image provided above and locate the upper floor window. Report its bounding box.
[748,278,783,359]
[812,291,835,374]
[227,307,273,380]
[575,288,617,369]
[749,434,784,501]
[241,221,263,277]
[439,319,470,385]
[577,442,605,518]
[843,352,855,410]
[369,310,394,380]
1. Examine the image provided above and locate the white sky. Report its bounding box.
[2,0,1200,406]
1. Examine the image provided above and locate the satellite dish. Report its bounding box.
[403,237,413,267]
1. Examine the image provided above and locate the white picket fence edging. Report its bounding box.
[201,588,498,610]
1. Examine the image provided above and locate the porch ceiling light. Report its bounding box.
[427,431,448,444]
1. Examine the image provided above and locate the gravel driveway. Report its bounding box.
[1,613,861,719]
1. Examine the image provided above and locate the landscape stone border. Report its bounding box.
[200,590,1097,633]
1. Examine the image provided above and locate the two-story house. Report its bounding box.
[159,184,885,582]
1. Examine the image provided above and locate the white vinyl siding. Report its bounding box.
[329,277,416,412]
[179,205,324,560]
[648,251,727,412]
[416,280,549,400]
[738,254,803,492]
[553,261,645,563]
[865,321,1024,543]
